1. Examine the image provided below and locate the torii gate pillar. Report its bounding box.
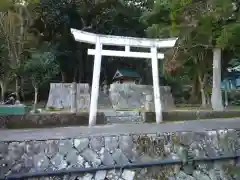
[89,37,102,126]
[71,29,178,126]
[151,47,162,123]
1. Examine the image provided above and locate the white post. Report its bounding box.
[70,82,77,113]
[211,48,223,111]
[151,47,163,123]
[89,37,102,126]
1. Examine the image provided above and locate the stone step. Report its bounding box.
[104,111,140,117]
[106,115,143,123]
[106,120,143,124]
[98,93,112,109]
[103,110,143,123]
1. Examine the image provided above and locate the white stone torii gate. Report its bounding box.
[71,28,178,126]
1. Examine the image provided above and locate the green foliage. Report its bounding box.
[1,0,239,103]
[223,164,240,177]
[0,0,14,12]
[0,1,39,71]
[31,0,150,83]
[143,0,240,49]
[141,0,240,104]
[0,32,14,83]
[217,23,240,49]
[24,50,59,88]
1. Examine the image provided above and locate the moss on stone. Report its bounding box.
[135,135,165,158]
[1,112,106,129]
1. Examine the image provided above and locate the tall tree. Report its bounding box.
[33,0,149,83]
[0,36,12,101]
[0,0,38,100]
[142,0,240,108]
[24,49,59,112]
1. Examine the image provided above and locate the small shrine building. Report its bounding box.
[112,69,141,84]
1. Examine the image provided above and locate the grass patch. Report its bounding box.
[24,101,46,112]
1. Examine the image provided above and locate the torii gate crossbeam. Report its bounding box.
[71,28,178,126]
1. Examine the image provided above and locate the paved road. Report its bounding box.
[1,118,240,141]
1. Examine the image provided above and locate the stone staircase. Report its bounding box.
[104,111,143,124]
[98,91,143,124]
[98,92,112,109]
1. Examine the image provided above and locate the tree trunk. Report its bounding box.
[33,87,38,113]
[15,77,20,101]
[61,71,67,82]
[223,79,229,107]
[198,74,207,108]
[189,75,199,104]
[206,93,210,105]
[79,48,85,82]
[20,78,25,101]
[73,67,78,82]
[0,81,6,102]
[211,48,223,111]
[224,90,228,107]
[199,84,207,108]
[200,89,206,107]
[17,6,24,102]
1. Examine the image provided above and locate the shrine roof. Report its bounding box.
[113,69,140,80]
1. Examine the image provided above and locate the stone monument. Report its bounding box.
[46,83,90,112]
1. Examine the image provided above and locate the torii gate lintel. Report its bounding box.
[71,28,178,126]
[71,28,177,48]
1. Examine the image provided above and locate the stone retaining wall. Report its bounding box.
[46,83,175,112]
[1,119,240,179]
[0,112,105,129]
[3,110,240,129]
[144,110,240,122]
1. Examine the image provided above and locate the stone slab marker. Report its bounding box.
[46,83,90,112]
[71,28,178,126]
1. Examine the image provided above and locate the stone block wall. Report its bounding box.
[46,83,90,111]
[46,83,175,112]
[1,122,240,179]
[144,110,240,122]
[109,84,175,111]
[0,112,105,129]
